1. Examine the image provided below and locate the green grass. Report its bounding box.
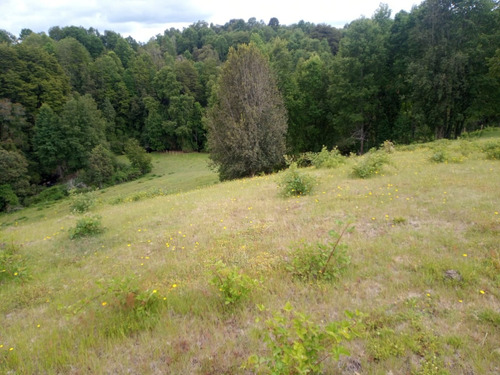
[0,141,499,374]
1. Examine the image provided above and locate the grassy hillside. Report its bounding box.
[1,138,499,374]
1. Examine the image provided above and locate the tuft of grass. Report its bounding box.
[94,276,166,336]
[0,242,29,284]
[477,309,500,328]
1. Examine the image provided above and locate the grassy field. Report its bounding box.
[1,136,499,374]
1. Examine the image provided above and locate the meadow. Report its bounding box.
[1,135,499,374]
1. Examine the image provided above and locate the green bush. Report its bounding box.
[430,149,467,163]
[209,260,259,307]
[124,139,152,175]
[381,140,395,153]
[0,242,29,284]
[482,140,500,160]
[286,224,353,281]
[430,150,447,163]
[69,215,104,239]
[311,146,346,169]
[278,163,316,197]
[0,184,20,212]
[26,185,68,206]
[70,191,96,213]
[429,139,479,163]
[352,150,390,178]
[84,144,116,187]
[246,303,362,374]
[110,170,128,185]
[38,185,68,201]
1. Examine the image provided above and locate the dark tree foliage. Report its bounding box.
[0,43,70,120]
[0,99,29,152]
[0,184,20,212]
[49,26,104,58]
[33,104,63,176]
[55,37,93,94]
[0,29,16,44]
[206,43,288,180]
[85,144,116,188]
[33,96,106,177]
[0,148,30,197]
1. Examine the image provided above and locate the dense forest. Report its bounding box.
[1,0,500,208]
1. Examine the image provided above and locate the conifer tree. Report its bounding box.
[206,43,287,180]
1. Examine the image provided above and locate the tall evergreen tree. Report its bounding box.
[206,43,287,180]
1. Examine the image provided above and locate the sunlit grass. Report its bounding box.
[1,139,499,373]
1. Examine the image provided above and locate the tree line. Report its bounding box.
[1,0,500,208]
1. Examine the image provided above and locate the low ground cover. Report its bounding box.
[1,137,499,374]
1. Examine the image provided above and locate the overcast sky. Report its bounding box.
[1,0,421,42]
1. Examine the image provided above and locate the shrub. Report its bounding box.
[246,303,362,374]
[482,140,500,160]
[311,146,346,169]
[286,223,353,281]
[124,139,152,175]
[0,242,29,284]
[278,163,316,197]
[429,139,479,163]
[70,191,96,213]
[352,150,390,178]
[284,152,316,168]
[0,184,20,212]
[69,215,104,239]
[37,185,68,202]
[381,140,395,153]
[84,144,116,187]
[209,260,259,307]
[25,185,68,206]
[110,170,129,185]
[430,150,447,163]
